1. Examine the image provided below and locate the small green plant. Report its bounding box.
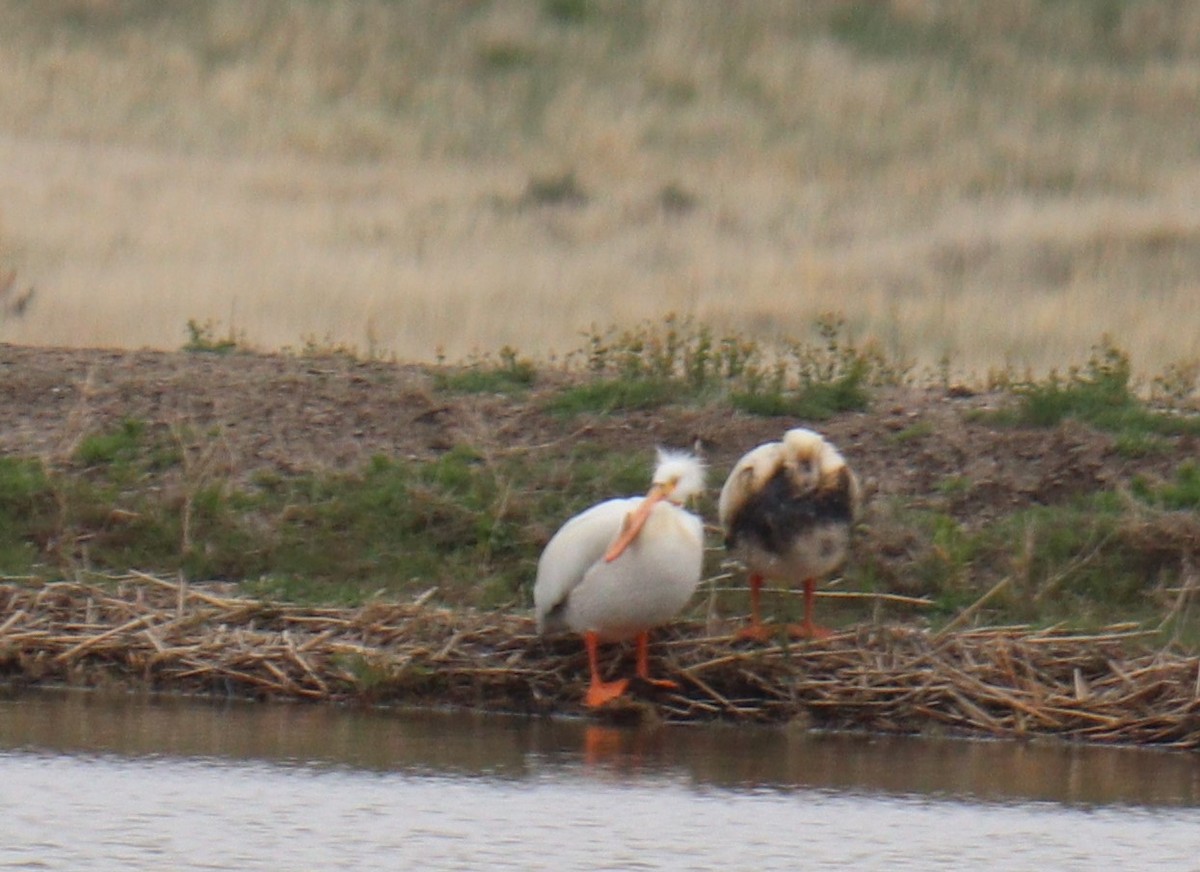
[935,475,973,497]
[76,418,145,467]
[332,652,393,690]
[888,421,935,444]
[1133,462,1200,510]
[184,319,240,354]
[521,171,587,206]
[658,182,697,214]
[902,510,978,615]
[729,380,866,419]
[993,501,1181,630]
[728,314,903,418]
[0,457,53,570]
[543,0,592,24]
[1113,432,1170,458]
[478,41,538,72]
[857,486,1191,633]
[0,456,49,508]
[327,651,440,698]
[552,315,743,412]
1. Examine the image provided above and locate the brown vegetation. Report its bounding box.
[2,573,1196,749]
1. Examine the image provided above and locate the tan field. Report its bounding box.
[2,0,1200,378]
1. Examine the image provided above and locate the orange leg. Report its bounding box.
[787,577,833,640]
[735,573,775,642]
[634,630,678,690]
[583,631,629,708]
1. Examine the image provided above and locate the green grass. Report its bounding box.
[828,1,964,60]
[0,426,659,609]
[859,491,1189,632]
[988,337,1200,437]
[0,457,53,569]
[1133,461,1200,510]
[542,0,592,25]
[887,420,936,444]
[730,364,871,419]
[543,376,680,416]
[1112,431,1172,458]
[934,475,973,498]
[433,346,537,395]
[76,418,145,467]
[477,41,539,72]
[727,317,878,419]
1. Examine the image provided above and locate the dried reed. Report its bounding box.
[1,573,1196,749]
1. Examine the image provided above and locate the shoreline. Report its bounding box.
[2,573,1196,749]
[1,341,1198,750]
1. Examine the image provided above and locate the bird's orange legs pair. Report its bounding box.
[735,573,832,642]
[583,630,679,708]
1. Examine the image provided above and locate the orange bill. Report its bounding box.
[602,482,674,562]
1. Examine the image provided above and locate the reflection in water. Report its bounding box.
[575,721,1200,808]
[0,691,1198,872]
[1,689,1199,806]
[2,690,1200,806]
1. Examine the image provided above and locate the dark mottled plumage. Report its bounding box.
[726,465,856,555]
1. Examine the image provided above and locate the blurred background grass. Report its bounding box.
[1,0,1199,377]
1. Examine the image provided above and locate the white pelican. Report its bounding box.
[718,427,861,641]
[534,449,706,708]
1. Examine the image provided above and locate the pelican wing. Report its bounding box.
[533,497,637,633]
[717,441,783,529]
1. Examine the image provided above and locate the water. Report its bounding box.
[0,691,1197,871]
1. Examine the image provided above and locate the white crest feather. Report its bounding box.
[652,448,706,503]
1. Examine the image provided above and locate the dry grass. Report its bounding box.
[3,573,1198,748]
[2,1,1200,375]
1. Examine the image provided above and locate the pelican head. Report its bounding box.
[603,448,705,563]
[781,428,847,489]
[651,448,706,505]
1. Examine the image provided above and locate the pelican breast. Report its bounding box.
[725,464,856,581]
[534,498,703,641]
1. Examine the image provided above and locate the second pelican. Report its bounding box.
[718,427,860,641]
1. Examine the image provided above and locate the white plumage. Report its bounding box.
[534,449,705,707]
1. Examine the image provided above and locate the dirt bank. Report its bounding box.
[2,343,1191,514]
